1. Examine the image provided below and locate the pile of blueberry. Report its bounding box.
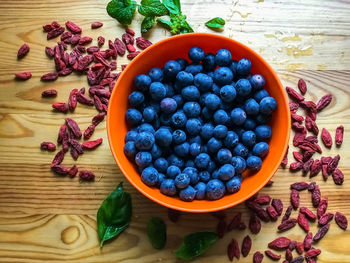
[123,46,277,202]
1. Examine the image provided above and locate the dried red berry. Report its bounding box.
[303,232,313,251]
[136,37,153,49]
[312,185,321,207]
[226,212,241,231]
[87,46,100,54]
[91,21,103,29]
[92,112,105,126]
[265,250,281,260]
[271,198,283,215]
[17,43,30,59]
[322,164,329,181]
[318,212,334,226]
[47,27,65,40]
[51,149,65,167]
[290,162,303,172]
[295,241,304,254]
[332,168,344,185]
[45,46,55,57]
[316,93,332,111]
[278,218,297,232]
[291,182,309,191]
[69,139,84,160]
[127,51,141,60]
[268,237,291,250]
[313,223,330,242]
[245,200,270,222]
[84,124,95,139]
[267,205,279,221]
[317,197,328,218]
[286,86,305,102]
[292,151,303,163]
[310,159,321,177]
[282,205,293,222]
[253,251,264,263]
[122,33,134,45]
[281,146,288,167]
[52,102,69,113]
[168,208,180,222]
[320,128,332,148]
[335,212,348,230]
[79,170,95,181]
[305,248,321,259]
[126,43,136,52]
[114,38,126,55]
[241,235,252,257]
[291,189,300,209]
[298,212,309,232]
[305,116,319,135]
[293,131,306,147]
[308,182,316,192]
[297,78,307,94]
[335,125,344,146]
[68,89,78,111]
[212,211,226,220]
[65,118,82,139]
[68,165,78,178]
[78,36,93,45]
[291,256,305,263]
[40,142,56,151]
[292,122,306,132]
[65,21,82,34]
[249,214,261,234]
[288,240,297,251]
[216,219,227,238]
[265,180,274,187]
[77,92,94,105]
[41,72,58,81]
[125,28,135,36]
[300,207,316,220]
[97,36,105,46]
[227,238,240,261]
[289,101,299,112]
[15,72,32,80]
[71,34,81,45]
[327,154,340,174]
[51,164,69,175]
[286,249,293,261]
[255,195,271,205]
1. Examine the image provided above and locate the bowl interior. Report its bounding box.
[107,33,290,213]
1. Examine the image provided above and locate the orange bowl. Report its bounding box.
[107,33,290,213]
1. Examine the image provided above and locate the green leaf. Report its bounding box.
[141,16,156,33]
[180,19,194,34]
[138,0,168,17]
[205,17,226,28]
[97,182,132,247]
[162,0,181,15]
[157,18,173,29]
[147,217,166,249]
[106,0,137,25]
[175,231,218,260]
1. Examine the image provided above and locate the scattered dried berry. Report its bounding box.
[68,165,78,178]
[291,189,300,209]
[335,212,348,230]
[310,159,321,178]
[312,185,321,207]
[290,162,303,172]
[255,195,271,205]
[282,205,293,222]
[65,118,82,139]
[84,124,95,139]
[335,125,344,146]
[303,232,313,251]
[332,168,344,185]
[286,86,305,102]
[305,116,319,135]
[216,219,227,238]
[227,212,241,231]
[42,89,57,97]
[316,93,332,111]
[136,37,153,49]
[290,256,305,263]
[265,250,281,261]
[291,182,309,191]
[249,214,261,234]
[79,170,95,181]
[278,218,297,232]
[317,197,328,219]
[300,207,316,220]
[267,205,279,221]
[298,212,309,232]
[40,142,56,151]
[52,102,69,113]
[253,251,264,263]
[246,200,270,222]
[41,72,59,81]
[65,21,82,34]
[268,237,291,250]
[321,164,329,181]
[286,249,293,261]
[241,235,252,257]
[305,248,321,259]
[47,27,65,40]
[297,78,307,94]
[271,198,283,216]
[318,212,334,226]
[17,43,30,59]
[51,164,69,175]
[15,72,32,80]
[327,154,340,174]
[227,238,240,261]
[293,151,303,162]
[321,128,332,148]
[296,241,304,254]
[313,223,330,242]
[51,149,65,167]
[91,21,103,29]
[308,182,316,192]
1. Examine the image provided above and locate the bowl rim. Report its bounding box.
[107,32,290,213]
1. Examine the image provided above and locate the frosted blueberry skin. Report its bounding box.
[200,123,214,140]
[235,79,252,97]
[188,46,205,63]
[181,85,200,101]
[195,153,211,170]
[156,173,165,188]
[246,156,262,172]
[160,179,177,196]
[243,119,257,130]
[206,179,226,200]
[233,143,249,158]
[194,182,207,200]
[155,128,172,147]
[259,96,277,115]
[163,60,182,80]
[148,67,163,82]
[166,165,181,179]
[252,142,269,158]
[154,157,169,173]
[213,109,229,125]
[213,125,228,139]
[128,91,145,107]
[217,148,232,164]
[141,167,159,186]
[188,135,202,145]
[172,129,187,144]
[250,74,265,90]
[171,111,187,129]
[172,94,184,108]
[150,144,162,159]
[124,141,137,158]
[224,131,239,149]
[189,142,201,156]
[213,67,233,86]
[202,53,216,72]
[194,73,213,92]
[125,130,138,142]
[218,163,235,181]
[253,89,269,103]
[204,94,221,111]
[230,108,247,126]
[174,142,190,157]
[179,185,196,202]
[185,118,202,136]
[175,173,191,189]
[226,176,242,194]
[135,131,155,151]
[236,58,252,76]
[207,138,222,154]
[183,101,201,118]
[198,171,211,183]
[160,98,177,114]
[255,113,272,125]
[244,98,260,116]
[143,106,157,122]
[215,48,232,67]
[185,63,203,76]
[183,167,199,185]
[220,85,236,103]
[135,152,153,168]
[229,60,238,76]
[176,71,194,87]
[126,108,142,127]
[167,154,185,170]
[149,82,166,101]
[134,74,152,91]
[255,125,272,141]
[138,123,155,134]
[185,160,195,168]
[176,58,189,70]
[241,130,256,148]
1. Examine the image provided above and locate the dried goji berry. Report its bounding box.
[282,205,293,222]
[317,197,328,218]
[291,256,305,263]
[271,198,283,215]
[65,118,82,139]
[302,158,314,174]
[40,142,56,151]
[68,165,78,178]
[241,235,252,257]
[286,249,293,261]
[318,212,334,226]
[253,251,264,263]
[335,212,348,230]
[297,78,307,94]
[227,238,240,260]
[52,102,68,113]
[300,207,316,220]
[249,214,261,234]
[303,232,313,251]
[335,125,344,146]
[292,151,303,162]
[267,205,279,221]
[310,159,321,177]
[51,164,69,175]
[316,93,332,111]
[291,182,309,191]
[265,250,281,260]
[216,219,227,238]
[47,27,65,40]
[83,124,95,139]
[321,128,332,148]
[295,241,304,254]
[136,37,153,49]
[126,43,136,52]
[15,72,32,80]
[291,189,300,209]
[255,195,271,205]
[298,212,309,231]
[278,218,297,232]
[41,72,58,81]
[91,21,103,29]
[68,88,78,111]
[290,162,303,172]
[289,101,299,112]
[332,168,344,185]
[313,223,330,242]
[305,248,321,259]
[65,21,82,34]
[312,185,321,207]
[327,154,340,174]
[268,237,291,250]
[127,51,141,60]
[17,43,30,59]
[51,149,65,167]
[79,170,95,181]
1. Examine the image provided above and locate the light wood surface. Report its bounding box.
[0,0,350,262]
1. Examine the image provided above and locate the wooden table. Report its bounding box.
[0,0,349,262]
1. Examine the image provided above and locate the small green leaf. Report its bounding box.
[157,18,173,29]
[138,0,168,17]
[106,0,137,25]
[97,182,132,247]
[180,19,194,34]
[175,231,218,260]
[162,0,181,15]
[205,17,226,28]
[141,16,156,33]
[147,217,166,249]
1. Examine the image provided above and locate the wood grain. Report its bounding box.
[0,0,350,262]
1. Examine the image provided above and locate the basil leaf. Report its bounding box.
[141,16,156,33]
[180,19,194,34]
[147,217,166,249]
[106,0,137,25]
[97,182,132,247]
[175,231,218,260]
[157,18,173,29]
[205,17,226,28]
[162,0,181,15]
[138,0,168,17]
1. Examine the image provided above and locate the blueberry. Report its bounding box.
[218,164,235,181]
[215,48,232,67]
[233,143,249,158]
[179,185,196,202]
[213,110,229,124]
[188,135,202,144]
[220,85,236,103]
[231,156,246,173]
[160,98,177,114]
[138,123,155,134]
[141,167,159,186]
[206,179,226,200]
[185,118,202,136]
[202,53,216,72]
[148,67,163,82]
[174,142,190,157]
[188,46,205,63]
[230,108,246,126]
[194,153,210,169]
[236,58,252,76]
[234,128,245,138]
[241,130,256,148]
[134,74,152,91]
[259,97,277,115]
[194,182,206,199]
[172,94,184,108]
[164,83,174,97]
[124,141,137,158]
[167,154,185,169]
[183,101,201,117]
[175,173,190,189]
[163,60,182,80]
[226,176,242,194]
[142,107,156,122]
[235,79,252,97]
[182,85,200,101]
[224,131,239,148]
[156,173,165,188]
[185,160,195,168]
[128,91,144,107]
[176,58,189,70]
[255,125,272,141]
[185,63,203,76]
[211,170,219,179]
[255,113,272,125]
[211,83,221,96]
[213,125,228,139]
[166,165,181,179]
[154,157,168,173]
[253,89,269,103]
[213,67,233,86]
[149,101,161,113]
[194,73,213,92]
[125,130,138,142]
[206,160,217,172]
[201,107,214,121]
[150,144,162,159]
[183,167,199,185]
[201,145,208,154]
[126,108,142,127]
[207,138,222,154]
[250,74,265,90]
[246,156,262,171]
[252,142,269,158]
[171,111,187,128]
[159,113,171,126]
[200,123,214,140]
[229,60,238,76]
[150,82,166,101]
[176,71,194,87]
[189,143,201,156]
[198,171,211,183]
[160,179,177,196]
[172,129,187,144]
[135,151,152,168]
[217,148,232,164]
[155,128,172,147]
[243,119,257,130]
[199,92,210,105]
[244,98,260,115]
